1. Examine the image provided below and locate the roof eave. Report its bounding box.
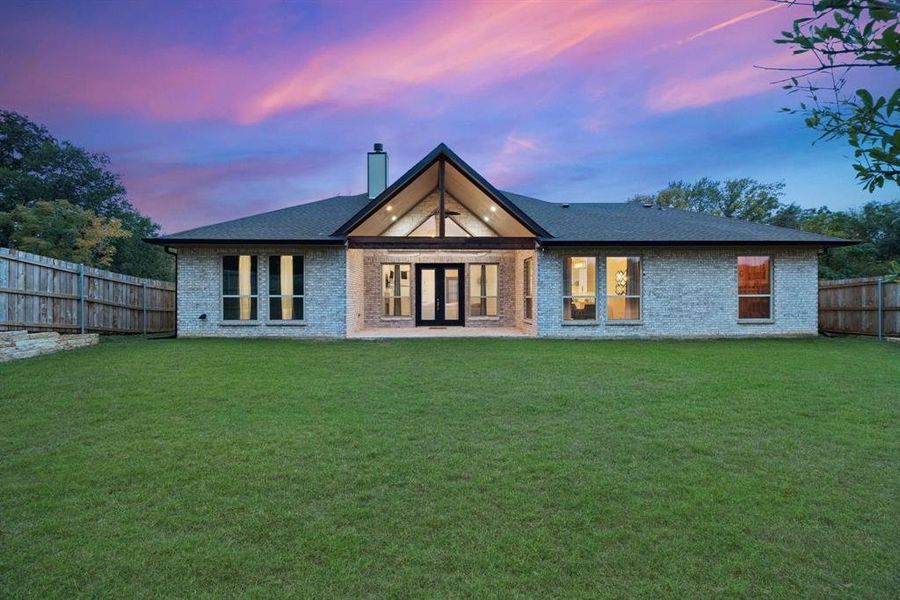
[144,237,347,246]
[537,238,857,247]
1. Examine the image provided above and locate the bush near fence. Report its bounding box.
[819,277,899,338]
[0,247,175,334]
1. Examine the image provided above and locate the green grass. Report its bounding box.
[1,337,898,598]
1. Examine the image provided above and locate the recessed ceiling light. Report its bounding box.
[386,205,393,212]
[490,206,497,212]
[483,216,490,222]
[391,216,397,221]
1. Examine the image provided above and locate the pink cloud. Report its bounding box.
[0,21,266,121]
[120,155,334,232]
[243,0,662,121]
[645,51,806,113]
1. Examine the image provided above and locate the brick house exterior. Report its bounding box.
[150,144,850,339]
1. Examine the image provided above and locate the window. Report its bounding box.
[470,264,498,317]
[606,257,641,320]
[382,264,411,316]
[269,255,303,320]
[524,257,534,321]
[222,255,257,320]
[563,256,596,320]
[738,256,772,319]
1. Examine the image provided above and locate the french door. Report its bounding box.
[415,264,464,326]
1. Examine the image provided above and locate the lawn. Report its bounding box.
[1,337,898,598]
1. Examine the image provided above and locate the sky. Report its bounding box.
[1,0,896,233]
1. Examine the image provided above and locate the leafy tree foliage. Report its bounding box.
[631,178,900,279]
[771,0,899,191]
[0,200,130,268]
[0,111,173,279]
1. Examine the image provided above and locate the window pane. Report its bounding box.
[524,258,533,296]
[421,268,436,320]
[382,265,395,301]
[292,297,303,321]
[564,298,596,320]
[567,257,595,297]
[293,256,303,292]
[525,297,533,320]
[270,297,283,320]
[739,296,771,319]
[485,264,498,296]
[268,255,281,295]
[225,297,257,321]
[239,256,257,295]
[471,265,483,299]
[738,256,770,295]
[471,299,483,317]
[608,297,640,320]
[486,297,498,316]
[223,256,239,295]
[445,268,459,320]
[606,257,640,296]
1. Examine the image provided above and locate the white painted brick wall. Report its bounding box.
[177,245,346,338]
[536,246,819,338]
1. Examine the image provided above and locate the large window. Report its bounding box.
[222,255,257,320]
[738,256,772,319]
[382,264,411,316]
[269,255,303,320]
[563,256,596,320]
[606,257,641,321]
[470,263,498,317]
[524,257,534,321]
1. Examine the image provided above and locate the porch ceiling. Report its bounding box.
[349,160,533,238]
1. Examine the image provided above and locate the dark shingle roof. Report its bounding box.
[502,191,848,246]
[155,194,370,243]
[149,143,850,247]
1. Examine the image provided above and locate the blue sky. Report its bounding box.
[1,0,895,232]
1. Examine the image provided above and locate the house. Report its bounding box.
[147,143,851,339]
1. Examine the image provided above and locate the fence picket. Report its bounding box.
[0,247,175,334]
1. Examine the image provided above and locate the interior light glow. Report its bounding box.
[386,205,393,212]
[490,206,497,212]
[483,216,490,222]
[391,215,397,221]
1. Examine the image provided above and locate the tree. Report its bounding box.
[0,200,130,268]
[0,110,173,279]
[629,177,786,222]
[632,178,900,279]
[769,0,899,191]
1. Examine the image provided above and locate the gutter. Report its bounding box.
[536,239,858,248]
[143,237,347,246]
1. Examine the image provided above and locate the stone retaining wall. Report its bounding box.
[0,331,99,362]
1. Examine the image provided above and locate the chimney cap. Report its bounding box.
[372,143,384,153]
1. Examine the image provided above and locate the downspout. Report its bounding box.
[165,247,178,338]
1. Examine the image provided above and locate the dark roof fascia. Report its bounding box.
[144,237,347,246]
[537,238,857,248]
[333,143,549,237]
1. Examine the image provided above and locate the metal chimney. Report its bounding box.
[367,143,389,199]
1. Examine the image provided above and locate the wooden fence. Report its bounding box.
[0,247,175,334]
[819,276,899,338]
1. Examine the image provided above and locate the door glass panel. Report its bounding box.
[421,268,436,320]
[445,268,459,320]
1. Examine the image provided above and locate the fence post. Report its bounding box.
[79,263,85,334]
[877,277,884,341]
[142,282,148,336]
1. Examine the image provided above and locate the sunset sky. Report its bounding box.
[1,0,894,233]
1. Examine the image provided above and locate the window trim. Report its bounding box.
[737,255,774,322]
[381,263,412,319]
[470,263,499,318]
[221,254,259,322]
[267,254,305,322]
[605,255,642,323]
[563,255,598,322]
[523,256,534,322]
